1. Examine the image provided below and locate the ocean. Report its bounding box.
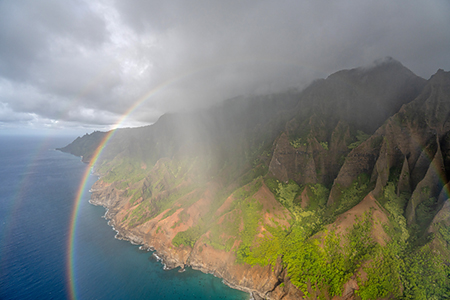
[0,135,248,300]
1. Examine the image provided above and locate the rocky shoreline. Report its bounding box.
[88,185,268,300]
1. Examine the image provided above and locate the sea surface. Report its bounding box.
[0,135,248,300]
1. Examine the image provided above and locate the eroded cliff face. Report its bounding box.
[268,60,426,189]
[328,70,450,227]
[90,177,296,299]
[60,63,450,299]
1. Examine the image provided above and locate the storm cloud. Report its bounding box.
[1,0,449,134]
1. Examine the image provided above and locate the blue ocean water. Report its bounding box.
[0,135,248,300]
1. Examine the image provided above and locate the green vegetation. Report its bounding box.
[127,188,141,205]
[382,183,409,242]
[333,174,370,216]
[100,157,148,186]
[242,224,285,267]
[207,213,240,251]
[154,186,197,218]
[416,196,439,231]
[173,178,264,250]
[402,245,450,299]
[439,224,450,244]
[290,137,306,148]
[161,206,179,220]
[239,164,268,186]
[242,178,449,298]
[348,130,370,149]
[355,182,450,300]
[236,197,264,262]
[243,213,376,298]
[127,200,152,227]
[306,184,329,211]
[172,224,205,247]
[100,150,449,299]
[357,242,404,299]
[276,180,301,211]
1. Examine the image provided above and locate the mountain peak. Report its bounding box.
[326,57,418,83]
[429,68,450,82]
[354,56,404,72]
[369,56,401,67]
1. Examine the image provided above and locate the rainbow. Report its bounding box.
[65,80,170,300]
[65,64,223,299]
[67,60,450,299]
[66,128,113,300]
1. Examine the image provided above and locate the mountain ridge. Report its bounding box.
[59,60,450,300]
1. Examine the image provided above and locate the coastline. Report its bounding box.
[88,193,263,300]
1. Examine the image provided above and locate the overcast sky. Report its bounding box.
[1,0,450,136]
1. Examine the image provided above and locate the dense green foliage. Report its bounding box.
[306,184,329,211]
[276,180,301,212]
[236,197,264,262]
[439,223,450,244]
[334,173,370,216]
[243,213,376,298]
[242,180,450,299]
[348,130,370,149]
[357,242,404,299]
[172,224,205,247]
[356,183,450,300]
[402,245,450,299]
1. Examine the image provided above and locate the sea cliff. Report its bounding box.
[88,179,293,300]
[60,61,450,299]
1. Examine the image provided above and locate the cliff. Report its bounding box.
[60,59,450,299]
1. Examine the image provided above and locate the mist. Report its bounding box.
[1,0,449,135]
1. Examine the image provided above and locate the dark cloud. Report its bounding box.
[1,0,450,134]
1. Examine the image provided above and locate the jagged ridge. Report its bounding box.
[60,60,450,300]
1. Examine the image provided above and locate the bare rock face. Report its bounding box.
[268,133,296,183]
[270,279,305,300]
[405,138,446,224]
[328,70,450,222]
[397,156,412,195]
[267,59,426,189]
[327,136,382,205]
